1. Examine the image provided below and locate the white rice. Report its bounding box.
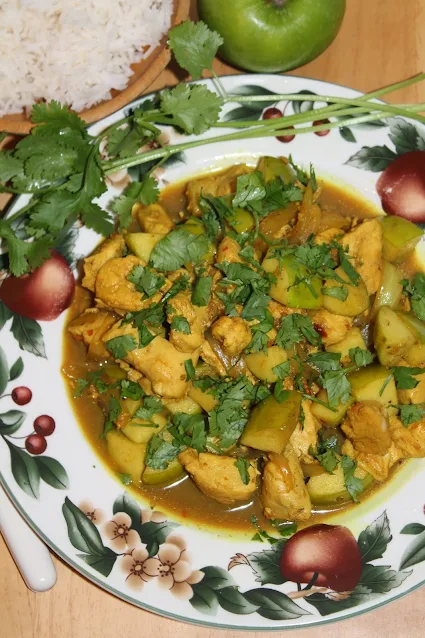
[0,0,173,117]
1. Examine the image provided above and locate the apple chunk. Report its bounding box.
[0,251,75,321]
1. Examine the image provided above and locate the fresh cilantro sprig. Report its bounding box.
[397,403,425,426]
[127,264,165,298]
[310,431,339,474]
[276,313,322,349]
[402,274,425,321]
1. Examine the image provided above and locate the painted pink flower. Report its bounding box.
[141,509,168,525]
[79,501,105,526]
[103,512,141,551]
[120,547,150,592]
[143,535,203,600]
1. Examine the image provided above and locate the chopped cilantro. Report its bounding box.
[170,413,207,452]
[117,472,132,486]
[241,291,271,321]
[73,378,89,397]
[124,303,165,328]
[310,164,317,191]
[320,368,352,408]
[134,396,163,421]
[192,275,212,306]
[162,274,191,303]
[398,403,425,426]
[276,313,321,349]
[310,431,339,474]
[322,286,348,301]
[184,359,196,381]
[402,274,425,321]
[349,347,374,367]
[149,229,210,271]
[307,351,341,371]
[288,155,308,185]
[145,435,182,470]
[208,376,254,449]
[341,455,364,503]
[274,384,290,404]
[101,396,121,438]
[119,379,145,400]
[392,366,424,390]
[235,457,251,485]
[105,334,138,359]
[138,324,157,348]
[272,360,291,380]
[127,265,165,298]
[171,316,191,334]
[245,311,274,353]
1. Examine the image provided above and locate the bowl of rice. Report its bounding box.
[0,0,190,135]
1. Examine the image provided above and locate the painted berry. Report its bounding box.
[25,434,47,455]
[313,119,331,136]
[11,386,32,406]
[34,415,56,437]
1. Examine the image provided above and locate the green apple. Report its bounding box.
[198,0,346,73]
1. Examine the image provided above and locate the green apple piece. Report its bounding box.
[262,253,322,309]
[326,327,367,365]
[227,207,255,234]
[198,0,346,73]
[142,459,185,486]
[397,312,425,344]
[310,389,354,426]
[371,260,403,318]
[349,364,398,414]
[374,306,416,366]
[404,343,425,367]
[257,156,295,184]
[241,392,302,453]
[125,233,165,263]
[106,430,146,483]
[323,266,370,317]
[307,464,373,506]
[162,396,203,415]
[381,216,424,263]
[122,412,167,444]
[245,345,288,382]
[188,385,218,412]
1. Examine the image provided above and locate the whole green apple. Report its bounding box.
[197,0,346,73]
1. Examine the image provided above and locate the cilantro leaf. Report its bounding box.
[160,84,223,135]
[321,368,352,408]
[192,275,212,306]
[323,286,348,301]
[138,324,157,348]
[392,366,424,390]
[233,172,266,208]
[119,379,145,400]
[241,291,271,321]
[134,396,163,421]
[162,274,191,303]
[310,432,339,474]
[272,360,291,380]
[146,435,182,470]
[168,20,223,79]
[208,376,254,449]
[288,155,308,185]
[398,403,425,426]
[125,303,165,328]
[349,347,374,367]
[341,455,364,502]
[0,151,24,183]
[184,359,196,382]
[198,195,222,238]
[245,312,274,353]
[308,351,341,371]
[30,100,87,133]
[105,334,138,359]
[170,413,206,452]
[74,378,89,398]
[235,458,251,485]
[402,274,425,321]
[149,229,210,271]
[102,396,121,438]
[112,176,159,231]
[117,472,132,486]
[274,384,290,403]
[171,316,191,334]
[127,265,165,298]
[333,242,360,286]
[276,313,322,349]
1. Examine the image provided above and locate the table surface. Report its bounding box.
[2,0,425,636]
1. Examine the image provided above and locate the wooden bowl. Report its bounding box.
[0,0,190,135]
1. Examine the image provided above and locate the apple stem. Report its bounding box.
[303,571,320,590]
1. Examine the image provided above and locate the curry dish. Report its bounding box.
[62,156,425,533]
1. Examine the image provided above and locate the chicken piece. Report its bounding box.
[82,235,126,292]
[117,360,144,383]
[341,219,383,295]
[390,415,425,457]
[95,256,145,314]
[216,236,243,265]
[342,401,392,455]
[178,448,258,505]
[136,203,174,235]
[261,445,312,521]
[167,291,222,353]
[289,400,321,465]
[342,439,401,481]
[186,165,252,217]
[267,300,305,326]
[68,309,117,359]
[199,340,227,377]
[211,316,252,357]
[102,323,199,399]
[314,227,343,245]
[398,374,425,405]
[311,308,353,347]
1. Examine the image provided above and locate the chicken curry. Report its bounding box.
[62,156,425,533]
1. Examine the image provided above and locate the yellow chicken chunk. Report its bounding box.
[178,448,258,505]
[95,255,145,314]
[342,439,401,482]
[341,219,383,295]
[211,316,252,357]
[261,445,312,521]
[82,235,126,292]
[390,415,425,457]
[68,309,117,359]
[167,291,221,353]
[289,400,321,465]
[312,308,353,347]
[216,236,243,264]
[398,374,425,405]
[137,203,174,235]
[342,401,392,455]
[186,165,252,216]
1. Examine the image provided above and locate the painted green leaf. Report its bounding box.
[200,566,237,591]
[357,511,392,563]
[247,541,287,585]
[388,117,420,155]
[0,301,12,332]
[339,126,357,143]
[34,456,69,490]
[0,346,9,395]
[244,588,310,620]
[216,586,259,615]
[306,584,373,616]
[11,315,46,358]
[359,564,411,593]
[78,552,117,577]
[113,492,141,530]
[9,357,24,381]
[189,583,219,615]
[345,145,397,172]
[0,409,26,435]
[292,90,317,114]
[230,84,277,112]
[400,523,425,535]
[62,497,110,555]
[400,530,425,570]
[222,106,263,122]
[139,520,179,557]
[5,439,40,499]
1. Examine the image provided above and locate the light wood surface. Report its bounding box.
[2,0,425,636]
